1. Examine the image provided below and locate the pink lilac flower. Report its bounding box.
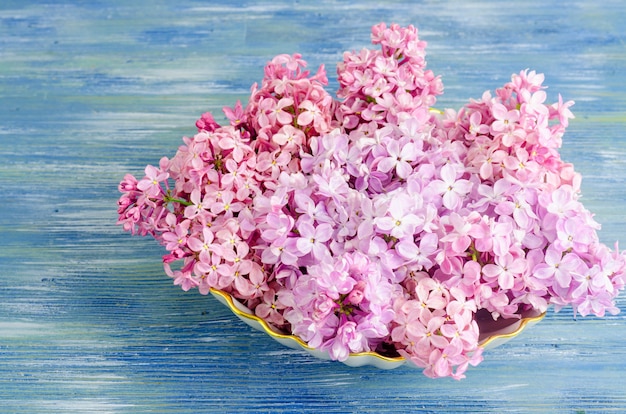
[161,220,190,252]
[533,247,580,288]
[272,125,305,150]
[429,163,472,211]
[321,320,368,361]
[555,216,596,253]
[223,100,246,128]
[374,193,423,239]
[194,253,231,293]
[293,221,333,260]
[255,288,288,327]
[137,165,168,197]
[377,139,419,179]
[482,253,527,290]
[117,22,626,380]
[187,227,220,264]
[210,190,244,218]
[184,189,212,219]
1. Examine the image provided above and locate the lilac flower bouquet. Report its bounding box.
[117,23,626,379]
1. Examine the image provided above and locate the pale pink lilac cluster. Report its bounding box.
[117,23,626,379]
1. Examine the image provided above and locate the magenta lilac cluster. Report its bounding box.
[117,23,626,379]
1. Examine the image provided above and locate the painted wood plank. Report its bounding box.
[1,1,626,412]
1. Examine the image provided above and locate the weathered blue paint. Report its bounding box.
[1,1,626,412]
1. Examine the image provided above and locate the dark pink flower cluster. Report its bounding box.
[117,23,626,379]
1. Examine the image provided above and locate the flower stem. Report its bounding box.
[164,195,193,206]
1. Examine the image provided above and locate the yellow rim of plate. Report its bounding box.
[478,311,547,348]
[210,288,546,363]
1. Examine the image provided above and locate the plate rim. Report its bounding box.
[209,288,546,367]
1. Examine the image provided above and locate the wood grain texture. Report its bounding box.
[1,1,625,412]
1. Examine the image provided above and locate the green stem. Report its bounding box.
[165,195,193,206]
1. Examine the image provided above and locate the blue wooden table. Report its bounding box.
[2,1,626,412]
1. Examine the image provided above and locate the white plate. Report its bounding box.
[210,288,546,369]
